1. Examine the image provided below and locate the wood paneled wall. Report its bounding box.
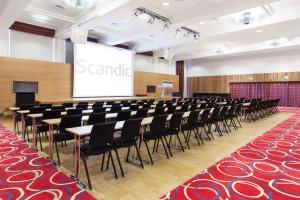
[0,56,72,111]
[188,72,300,95]
[134,71,179,97]
[0,57,179,111]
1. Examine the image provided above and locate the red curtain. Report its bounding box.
[230,82,300,107]
[176,61,184,94]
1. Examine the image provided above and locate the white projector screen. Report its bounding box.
[73,42,134,97]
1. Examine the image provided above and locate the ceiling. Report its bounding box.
[2,0,300,61]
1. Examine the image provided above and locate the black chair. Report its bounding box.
[167,106,176,114]
[143,115,169,164]
[110,106,122,113]
[115,110,132,121]
[93,107,106,113]
[130,104,139,111]
[93,102,104,108]
[181,111,202,149]
[153,107,165,116]
[54,115,82,165]
[207,107,222,137]
[87,113,106,125]
[24,106,47,141]
[66,108,83,115]
[52,105,64,111]
[165,112,184,153]
[37,110,61,151]
[198,109,213,141]
[39,103,52,109]
[190,104,198,111]
[62,102,73,108]
[113,119,144,177]
[134,109,148,119]
[76,104,88,110]
[81,122,118,190]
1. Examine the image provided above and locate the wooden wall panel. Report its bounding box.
[189,72,300,95]
[0,57,179,111]
[134,71,179,97]
[0,56,72,111]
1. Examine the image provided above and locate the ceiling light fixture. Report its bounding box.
[162,2,170,7]
[64,0,96,9]
[176,26,200,41]
[256,30,262,33]
[134,7,171,32]
[198,21,205,25]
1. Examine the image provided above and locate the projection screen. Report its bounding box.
[73,42,134,97]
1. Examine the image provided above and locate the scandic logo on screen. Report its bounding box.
[76,59,132,77]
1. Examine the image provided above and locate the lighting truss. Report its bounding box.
[134,7,171,31]
[176,26,201,40]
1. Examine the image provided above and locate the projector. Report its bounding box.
[70,27,88,44]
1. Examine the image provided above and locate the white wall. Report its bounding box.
[134,54,176,75]
[0,29,65,63]
[187,49,300,77]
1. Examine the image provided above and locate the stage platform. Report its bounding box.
[36,96,173,105]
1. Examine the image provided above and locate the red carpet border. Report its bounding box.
[0,125,96,200]
[160,107,300,200]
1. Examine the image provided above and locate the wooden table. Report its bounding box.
[9,107,20,134]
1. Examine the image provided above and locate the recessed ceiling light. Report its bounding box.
[162,2,170,7]
[64,0,96,9]
[256,30,262,33]
[32,14,50,22]
[198,21,205,25]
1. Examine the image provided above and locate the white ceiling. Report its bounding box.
[2,0,300,60]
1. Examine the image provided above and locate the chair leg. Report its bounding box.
[163,136,172,157]
[197,129,204,145]
[144,141,154,165]
[152,139,157,154]
[168,135,173,147]
[193,129,201,146]
[126,146,131,162]
[134,143,144,169]
[160,137,169,159]
[155,139,160,153]
[82,155,92,190]
[114,148,124,177]
[109,150,118,179]
[182,131,191,150]
[101,153,105,171]
[54,141,61,166]
[175,133,185,152]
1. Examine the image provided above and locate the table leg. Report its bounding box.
[12,112,16,134]
[71,135,85,189]
[21,114,25,140]
[32,118,37,151]
[48,124,54,163]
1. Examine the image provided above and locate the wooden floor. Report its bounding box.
[0,112,293,200]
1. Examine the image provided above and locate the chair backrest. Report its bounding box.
[187,111,200,127]
[190,104,198,111]
[122,102,131,107]
[110,106,122,113]
[93,107,106,113]
[20,104,34,110]
[120,119,142,142]
[93,102,104,108]
[76,104,88,110]
[150,115,168,135]
[135,109,148,118]
[220,106,229,117]
[130,104,139,111]
[154,107,165,115]
[30,106,46,114]
[87,113,106,125]
[43,110,61,120]
[67,108,83,115]
[52,105,64,111]
[180,105,189,112]
[116,110,132,121]
[89,122,116,148]
[200,109,211,122]
[199,103,207,109]
[210,107,221,120]
[169,112,183,131]
[39,103,52,109]
[62,102,73,108]
[59,115,82,133]
[143,104,151,109]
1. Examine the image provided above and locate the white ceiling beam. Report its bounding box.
[104,0,279,46]
[26,6,76,23]
[0,0,32,29]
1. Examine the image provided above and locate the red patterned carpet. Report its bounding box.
[0,125,96,200]
[160,107,300,200]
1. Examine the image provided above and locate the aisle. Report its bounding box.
[160,107,300,200]
[0,125,96,200]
